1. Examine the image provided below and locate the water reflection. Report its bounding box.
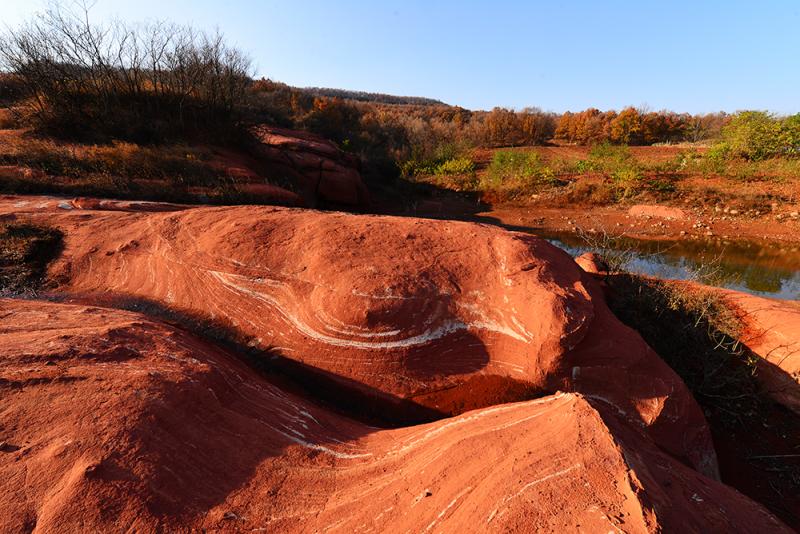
[540,231,800,300]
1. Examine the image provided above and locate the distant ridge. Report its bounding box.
[301,86,447,106]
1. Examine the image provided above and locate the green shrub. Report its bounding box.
[587,142,636,172]
[780,113,800,156]
[702,143,731,173]
[485,150,555,187]
[611,168,642,200]
[648,178,677,194]
[714,111,800,161]
[719,111,781,161]
[433,156,475,175]
[399,143,472,177]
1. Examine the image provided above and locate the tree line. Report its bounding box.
[1,3,794,182]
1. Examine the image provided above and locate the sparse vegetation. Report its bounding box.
[0,136,217,184]
[0,4,798,214]
[570,238,800,521]
[480,150,557,197]
[0,133,249,202]
[0,223,63,294]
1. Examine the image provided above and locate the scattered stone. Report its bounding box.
[628,205,686,220]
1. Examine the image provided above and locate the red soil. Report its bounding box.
[432,202,800,245]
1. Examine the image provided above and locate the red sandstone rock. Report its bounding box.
[0,298,789,533]
[717,290,800,414]
[667,280,800,416]
[249,125,369,207]
[575,251,609,275]
[1,196,716,476]
[68,197,188,212]
[205,147,303,206]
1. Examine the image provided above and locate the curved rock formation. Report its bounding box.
[249,125,370,207]
[0,298,789,533]
[2,196,715,476]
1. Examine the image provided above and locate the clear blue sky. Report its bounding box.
[3,0,799,114]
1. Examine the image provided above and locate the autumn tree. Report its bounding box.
[610,107,643,144]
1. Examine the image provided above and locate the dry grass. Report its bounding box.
[0,131,249,202]
[0,222,63,294]
[608,271,763,422]
[576,229,758,421]
[0,133,218,184]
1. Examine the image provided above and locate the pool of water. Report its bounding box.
[538,231,800,300]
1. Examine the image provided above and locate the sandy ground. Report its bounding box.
[476,204,800,245]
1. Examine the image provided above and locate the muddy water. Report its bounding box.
[537,230,800,300]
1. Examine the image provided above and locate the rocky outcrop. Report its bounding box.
[0,298,789,533]
[2,196,716,476]
[204,147,303,206]
[719,290,800,414]
[249,125,369,207]
[575,251,609,275]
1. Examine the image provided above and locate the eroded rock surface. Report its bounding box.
[1,196,716,476]
[720,289,800,414]
[575,251,609,276]
[249,125,369,207]
[0,298,789,533]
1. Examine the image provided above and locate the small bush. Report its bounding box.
[399,143,470,177]
[587,142,636,172]
[433,156,476,176]
[648,177,677,195]
[484,150,556,190]
[566,180,616,205]
[610,168,642,200]
[720,112,779,161]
